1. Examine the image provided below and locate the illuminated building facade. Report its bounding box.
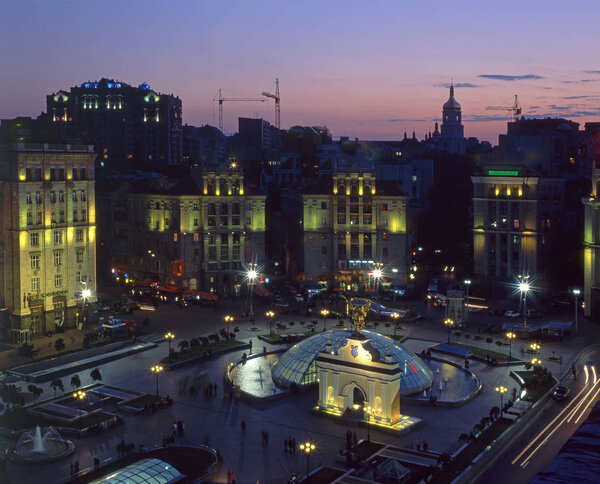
[96,166,265,295]
[280,171,407,289]
[0,143,96,341]
[46,78,182,170]
[437,83,467,155]
[583,164,600,321]
[472,167,565,288]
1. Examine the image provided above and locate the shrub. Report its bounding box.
[485,337,493,345]
[199,336,209,345]
[453,330,461,337]
[464,334,471,340]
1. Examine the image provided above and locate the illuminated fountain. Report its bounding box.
[11,426,75,465]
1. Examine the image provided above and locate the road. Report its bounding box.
[465,346,600,484]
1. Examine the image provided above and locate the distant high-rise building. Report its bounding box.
[46,78,182,170]
[0,143,97,341]
[438,83,466,155]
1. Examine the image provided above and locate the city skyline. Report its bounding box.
[2,0,600,142]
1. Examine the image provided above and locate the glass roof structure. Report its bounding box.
[271,330,433,395]
[90,458,182,484]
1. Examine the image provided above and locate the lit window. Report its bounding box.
[173,233,178,242]
[30,232,39,247]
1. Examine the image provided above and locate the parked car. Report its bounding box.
[274,295,284,303]
[553,385,570,401]
[525,309,542,319]
[503,310,520,318]
[295,293,304,303]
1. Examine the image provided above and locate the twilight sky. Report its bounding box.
[1,0,600,142]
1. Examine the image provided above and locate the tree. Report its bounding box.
[177,340,189,352]
[54,338,65,353]
[51,379,64,397]
[17,343,40,360]
[28,384,43,402]
[458,433,470,443]
[90,368,102,382]
[437,452,452,470]
[71,374,81,390]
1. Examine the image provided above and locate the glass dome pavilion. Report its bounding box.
[271,329,434,395]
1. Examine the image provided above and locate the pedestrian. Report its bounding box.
[227,468,232,484]
[241,420,246,433]
[416,441,421,451]
[231,472,237,484]
[423,440,428,451]
[173,421,177,435]
[291,437,296,453]
[353,431,357,446]
[284,437,288,453]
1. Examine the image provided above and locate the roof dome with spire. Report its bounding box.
[443,83,461,111]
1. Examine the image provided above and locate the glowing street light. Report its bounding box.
[247,266,259,317]
[495,385,507,417]
[364,406,374,441]
[519,280,530,327]
[73,390,86,429]
[150,364,163,399]
[165,332,175,361]
[224,314,234,340]
[506,332,515,362]
[299,441,316,482]
[265,310,275,335]
[530,342,540,356]
[444,318,455,344]
[79,283,93,326]
[320,308,330,331]
[391,312,400,339]
[573,288,581,333]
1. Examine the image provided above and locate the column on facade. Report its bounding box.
[380,382,388,423]
[319,369,328,406]
[333,372,340,410]
[367,378,374,410]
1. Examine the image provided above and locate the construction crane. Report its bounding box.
[213,89,267,133]
[486,94,522,122]
[262,78,280,129]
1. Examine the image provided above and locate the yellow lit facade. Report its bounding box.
[472,169,564,289]
[0,143,96,340]
[281,171,407,288]
[96,166,265,295]
[583,165,600,320]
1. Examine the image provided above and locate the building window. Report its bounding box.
[30,254,40,270]
[193,233,199,242]
[321,202,328,210]
[72,191,78,202]
[54,231,63,244]
[59,191,64,202]
[27,212,33,225]
[381,203,388,211]
[26,192,32,204]
[193,203,199,211]
[76,272,84,283]
[35,192,41,204]
[76,249,84,262]
[322,246,327,255]
[30,232,39,247]
[54,274,62,288]
[338,216,346,225]
[36,212,42,225]
[193,218,199,227]
[363,216,372,225]
[173,233,178,242]
[53,251,62,266]
[76,229,83,242]
[80,190,86,202]
[513,219,519,229]
[59,210,65,223]
[246,217,251,225]
[80,168,86,180]
[382,247,388,257]
[321,217,327,225]
[81,209,87,221]
[50,192,56,203]
[73,209,78,222]
[31,277,40,292]
[382,219,388,227]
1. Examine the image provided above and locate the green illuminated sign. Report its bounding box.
[488,170,519,177]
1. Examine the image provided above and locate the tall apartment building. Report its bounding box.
[46,78,182,170]
[472,166,564,289]
[583,164,600,321]
[280,171,407,290]
[96,166,265,295]
[0,143,96,341]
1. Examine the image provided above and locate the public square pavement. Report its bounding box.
[1,296,598,483]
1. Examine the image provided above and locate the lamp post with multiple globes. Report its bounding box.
[165,332,175,361]
[495,385,507,417]
[73,390,86,429]
[299,441,316,482]
[150,364,163,399]
[506,331,515,362]
[320,308,330,331]
[444,318,455,344]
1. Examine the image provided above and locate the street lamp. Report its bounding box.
[165,332,175,361]
[444,318,455,344]
[506,332,515,362]
[150,364,163,399]
[79,283,92,326]
[265,310,275,335]
[530,342,540,357]
[519,281,530,327]
[320,308,330,331]
[224,315,234,340]
[464,279,471,324]
[299,441,316,483]
[73,390,86,429]
[573,288,581,334]
[364,405,373,441]
[495,385,507,417]
[247,267,258,317]
[391,312,400,339]
[372,265,383,298]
